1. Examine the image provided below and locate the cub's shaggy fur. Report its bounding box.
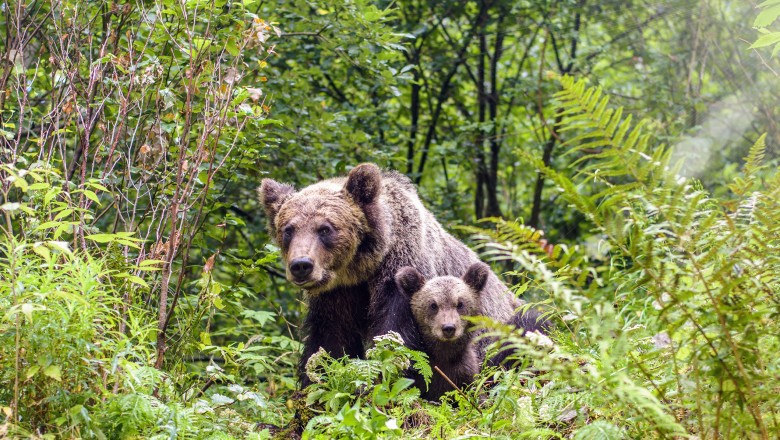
[395,263,490,400]
[258,164,517,385]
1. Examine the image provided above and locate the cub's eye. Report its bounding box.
[282,226,294,240]
[456,301,464,311]
[317,226,332,237]
[429,302,438,312]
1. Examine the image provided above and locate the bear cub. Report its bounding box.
[395,262,491,400]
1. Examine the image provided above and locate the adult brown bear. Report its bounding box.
[258,163,517,385]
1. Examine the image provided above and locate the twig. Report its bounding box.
[195,377,215,398]
[281,25,331,38]
[741,37,779,77]
[433,365,482,415]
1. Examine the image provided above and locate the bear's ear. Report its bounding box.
[344,163,382,206]
[395,266,425,297]
[462,262,490,294]
[258,178,296,222]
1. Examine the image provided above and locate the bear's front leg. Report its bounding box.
[298,285,370,388]
[367,276,424,351]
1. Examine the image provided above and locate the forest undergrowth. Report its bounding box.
[2,76,779,439]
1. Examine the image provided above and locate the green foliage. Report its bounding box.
[572,421,624,440]
[752,0,780,57]
[303,333,425,438]
[0,162,286,438]
[492,76,780,438]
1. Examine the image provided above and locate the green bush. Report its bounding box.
[0,237,147,436]
[0,163,287,438]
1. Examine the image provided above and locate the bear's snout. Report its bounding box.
[441,324,456,338]
[289,257,314,282]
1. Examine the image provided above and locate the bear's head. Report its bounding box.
[395,262,490,343]
[257,164,385,294]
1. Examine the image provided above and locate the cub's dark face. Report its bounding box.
[258,164,383,295]
[396,263,490,343]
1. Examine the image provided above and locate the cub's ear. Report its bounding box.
[258,178,296,225]
[395,266,425,297]
[344,163,381,206]
[462,262,490,294]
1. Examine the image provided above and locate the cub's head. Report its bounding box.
[395,262,490,343]
[257,164,384,295]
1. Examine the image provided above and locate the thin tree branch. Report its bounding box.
[415,3,487,183]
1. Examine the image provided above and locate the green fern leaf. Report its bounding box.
[742,133,767,177]
[572,421,624,440]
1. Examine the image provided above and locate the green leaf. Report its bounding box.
[754,4,780,27]
[86,182,110,192]
[43,365,62,382]
[12,177,28,192]
[226,37,240,57]
[28,182,50,191]
[256,118,283,126]
[241,310,276,326]
[115,239,141,249]
[82,189,100,205]
[44,187,60,205]
[758,0,780,7]
[54,208,74,220]
[750,32,780,49]
[26,365,40,379]
[210,394,235,405]
[33,242,51,260]
[389,378,414,397]
[191,37,212,53]
[124,275,148,287]
[85,233,116,243]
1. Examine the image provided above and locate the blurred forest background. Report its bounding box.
[1,0,779,438]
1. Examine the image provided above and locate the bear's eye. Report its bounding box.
[282,226,294,242]
[456,301,464,311]
[317,225,332,237]
[429,302,438,312]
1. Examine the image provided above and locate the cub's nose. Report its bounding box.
[441,324,456,338]
[289,257,314,281]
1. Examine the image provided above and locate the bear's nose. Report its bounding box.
[289,257,314,281]
[441,324,456,337]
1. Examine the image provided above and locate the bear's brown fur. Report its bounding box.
[486,307,552,368]
[258,163,517,385]
[395,263,490,400]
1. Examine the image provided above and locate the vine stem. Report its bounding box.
[2,187,20,423]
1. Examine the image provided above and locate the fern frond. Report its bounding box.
[553,76,663,190]
[729,134,768,196]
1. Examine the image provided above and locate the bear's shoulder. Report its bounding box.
[380,169,415,191]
